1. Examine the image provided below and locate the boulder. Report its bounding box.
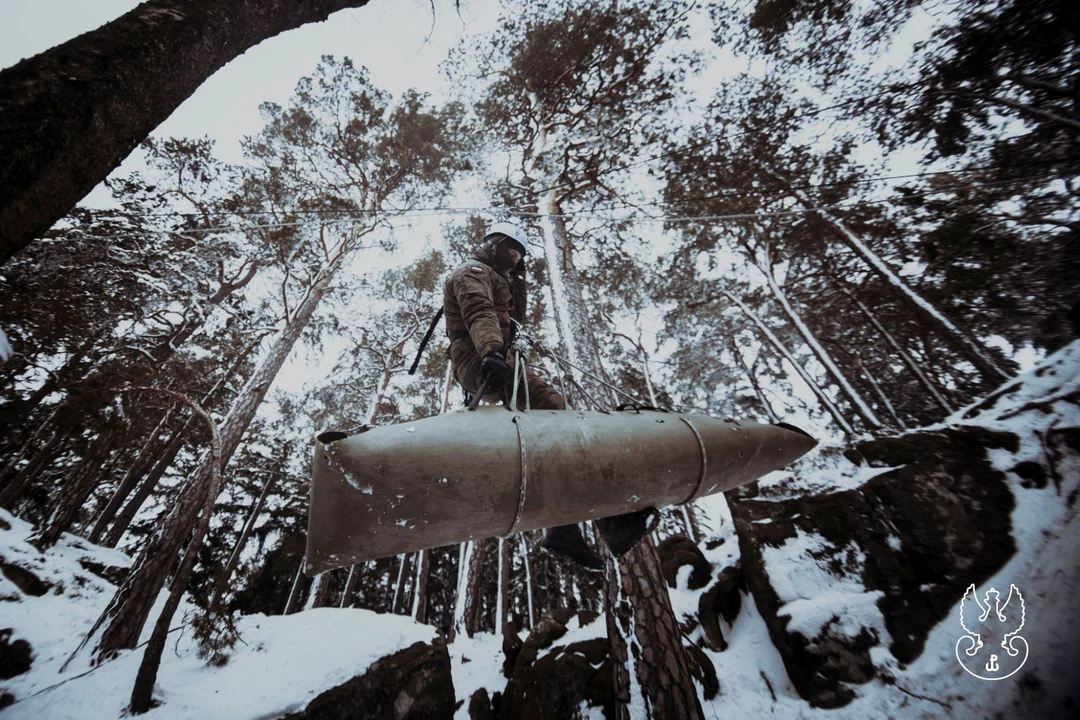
[0,561,49,596]
[0,629,32,680]
[697,564,742,652]
[729,426,1020,708]
[499,637,613,720]
[656,535,713,590]
[281,637,455,720]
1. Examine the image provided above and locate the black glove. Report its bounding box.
[480,352,511,388]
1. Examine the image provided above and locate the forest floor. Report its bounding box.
[2,342,1078,719]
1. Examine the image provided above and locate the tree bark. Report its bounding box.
[0,0,373,264]
[391,553,411,615]
[464,540,487,637]
[539,189,703,718]
[100,417,190,547]
[0,429,68,509]
[82,264,336,661]
[129,390,222,715]
[728,339,780,424]
[604,539,704,720]
[696,290,856,436]
[498,536,512,639]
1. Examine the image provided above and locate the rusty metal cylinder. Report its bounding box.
[305,406,816,575]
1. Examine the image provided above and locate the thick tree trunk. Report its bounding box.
[604,539,704,720]
[303,571,332,610]
[83,272,333,661]
[538,188,703,718]
[129,389,221,715]
[464,540,487,637]
[0,0,373,264]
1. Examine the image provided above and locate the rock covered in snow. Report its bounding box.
[279,637,455,720]
[729,425,1019,708]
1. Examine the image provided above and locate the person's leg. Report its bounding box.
[595,507,661,558]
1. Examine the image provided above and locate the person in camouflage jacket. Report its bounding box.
[442,222,657,571]
[443,224,563,411]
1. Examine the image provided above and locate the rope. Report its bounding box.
[507,416,529,536]
[679,416,708,505]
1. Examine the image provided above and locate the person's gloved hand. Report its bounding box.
[480,352,511,388]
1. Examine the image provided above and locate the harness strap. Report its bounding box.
[506,415,529,536]
[679,416,708,505]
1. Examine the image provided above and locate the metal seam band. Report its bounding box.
[507,415,529,536]
[679,416,708,505]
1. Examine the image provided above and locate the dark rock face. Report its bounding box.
[0,629,32,680]
[656,535,713,590]
[0,561,49,596]
[78,559,129,585]
[730,427,1019,708]
[500,637,613,720]
[697,564,742,652]
[498,611,612,720]
[281,637,455,720]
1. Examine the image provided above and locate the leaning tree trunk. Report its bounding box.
[99,418,190,548]
[33,412,125,548]
[728,339,780,425]
[410,550,431,624]
[769,171,1011,384]
[0,0,373,264]
[0,429,68,509]
[211,468,277,610]
[758,259,882,429]
[84,408,175,543]
[839,284,955,414]
[695,289,856,437]
[77,266,339,663]
[540,192,703,720]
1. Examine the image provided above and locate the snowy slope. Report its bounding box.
[0,511,437,719]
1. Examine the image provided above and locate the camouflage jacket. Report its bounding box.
[443,250,526,358]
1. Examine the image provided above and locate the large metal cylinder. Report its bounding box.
[305,406,816,575]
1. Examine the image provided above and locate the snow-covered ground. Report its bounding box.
[2,342,1078,718]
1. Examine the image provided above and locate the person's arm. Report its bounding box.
[451,265,505,358]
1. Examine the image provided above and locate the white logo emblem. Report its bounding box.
[955,583,1028,681]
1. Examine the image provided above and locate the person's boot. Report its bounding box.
[540,523,604,571]
[596,507,660,558]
